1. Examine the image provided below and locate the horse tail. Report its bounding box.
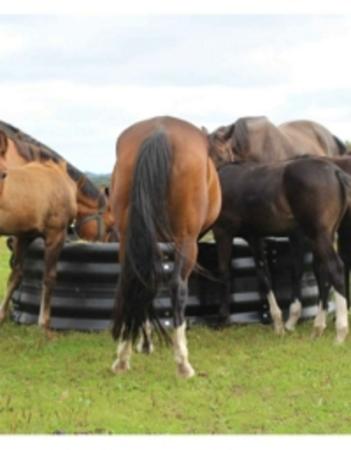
[332,134,347,155]
[112,131,173,344]
[335,169,351,228]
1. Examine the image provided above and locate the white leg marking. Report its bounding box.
[136,320,154,354]
[334,291,349,344]
[285,299,302,331]
[38,298,47,328]
[267,290,284,336]
[312,301,327,338]
[173,322,195,378]
[111,340,132,374]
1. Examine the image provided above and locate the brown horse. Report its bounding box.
[109,116,221,378]
[0,121,114,241]
[207,116,346,166]
[0,161,77,329]
[213,157,350,343]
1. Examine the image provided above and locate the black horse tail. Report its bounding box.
[332,134,347,155]
[112,130,173,344]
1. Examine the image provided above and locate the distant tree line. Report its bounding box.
[85,172,111,189]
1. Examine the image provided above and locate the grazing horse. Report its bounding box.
[0,121,114,241]
[109,116,221,378]
[207,116,345,166]
[0,162,77,329]
[212,157,350,343]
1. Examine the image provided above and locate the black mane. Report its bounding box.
[0,120,102,201]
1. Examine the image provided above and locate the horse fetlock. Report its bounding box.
[311,324,326,339]
[38,315,50,329]
[271,311,284,336]
[286,300,302,330]
[273,320,285,336]
[335,326,349,344]
[135,338,154,354]
[284,320,296,332]
[111,358,130,374]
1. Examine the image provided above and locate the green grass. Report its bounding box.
[0,239,351,434]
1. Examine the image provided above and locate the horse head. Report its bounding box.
[73,184,115,242]
[206,123,236,167]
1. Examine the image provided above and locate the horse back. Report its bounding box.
[0,162,77,233]
[279,120,344,157]
[111,116,221,238]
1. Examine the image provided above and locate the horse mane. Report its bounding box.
[0,120,104,204]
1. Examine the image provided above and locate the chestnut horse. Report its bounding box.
[109,116,221,378]
[207,116,345,166]
[0,121,113,241]
[0,161,77,329]
[213,157,351,343]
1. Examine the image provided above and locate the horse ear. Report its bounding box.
[0,131,8,156]
[214,124,235,142]
[201,126,209,136]
[222,124,235,141]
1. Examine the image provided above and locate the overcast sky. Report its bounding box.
[1,15,351,172]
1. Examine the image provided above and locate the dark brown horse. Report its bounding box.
[0,161,77,329]
[109,116,221,378]
[0,121,114,242]
[281,154,351,330]
[213,157,350,343]
[207,116,346,166]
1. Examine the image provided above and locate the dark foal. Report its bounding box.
[213,157,350,342]
[283,154,351,328]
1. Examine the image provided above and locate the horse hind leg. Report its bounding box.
[171,239,197,378]
[312,233,348,343]
[285,232,304,331]
[135,319,154,354]
[38,230,66,331]
[0,237,31,323]
[249,237,284,336]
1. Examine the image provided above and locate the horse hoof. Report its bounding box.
[274,323,285,336]
[284,321,296,332]
[135,339,154,355]
[111,359,130,374]
[177,363,195,379]
[335,327,348,344]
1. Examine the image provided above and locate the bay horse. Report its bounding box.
[212,157,351,343]
[0,121,114,242]
[207,116,346,166]
[0,161,77,329]
[109,116,221,378]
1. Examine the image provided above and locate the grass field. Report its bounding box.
[0,239,351,434]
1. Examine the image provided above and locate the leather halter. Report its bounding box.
[73,199,107,242]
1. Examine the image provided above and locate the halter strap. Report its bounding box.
[73,199,107,242]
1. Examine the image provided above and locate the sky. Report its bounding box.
[1,14,351,173]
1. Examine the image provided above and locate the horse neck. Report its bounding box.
[76,192,103,218]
